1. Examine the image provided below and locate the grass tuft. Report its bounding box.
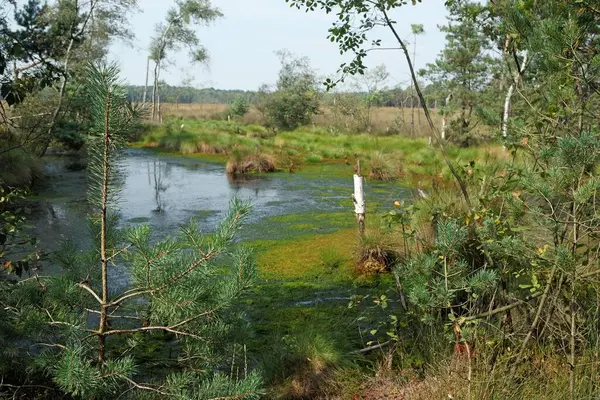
[355,232,400,275]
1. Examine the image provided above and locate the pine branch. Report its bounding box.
[77,283,102,304]
[205,392,261,400]
[117,375,172,397]
[104,326,206,341]
[103,308,217,340]
[108,249,217,307]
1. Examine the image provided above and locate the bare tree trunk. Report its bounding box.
[441,93,452,140]
[142,57,150,104]
[380,8,471,208]
[353,161,365,236]
[502,50,529,139]
[152,60,160,121]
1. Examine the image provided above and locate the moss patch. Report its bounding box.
[255,229,358,280]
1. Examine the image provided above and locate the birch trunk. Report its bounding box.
[441,93,452,140]
[142,57,150,104]
[502,50,529,139]
[353,172,365,236]
[42,0,98,156]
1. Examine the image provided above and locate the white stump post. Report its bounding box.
[353,173,366,236]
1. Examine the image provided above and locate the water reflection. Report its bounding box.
[32,149,410,251]
[147,161,170,213]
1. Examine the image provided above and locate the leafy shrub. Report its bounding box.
[264,50,322,130]
[229,96,250,118]
[54,120,87,150]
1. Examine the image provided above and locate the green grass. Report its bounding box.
[135,119,505,184]
[131,118,513,397]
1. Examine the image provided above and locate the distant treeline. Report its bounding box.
[125,84,444,108]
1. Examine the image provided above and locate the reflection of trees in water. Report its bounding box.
[147,161,170,212]
[226,173,263,196]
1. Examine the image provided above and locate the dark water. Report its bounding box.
[30,149,410,272]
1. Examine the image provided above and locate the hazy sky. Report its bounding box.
[108,0,450,90]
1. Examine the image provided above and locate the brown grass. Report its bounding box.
[226,153,278,174]
[158,103,440,137]
[355,232,401,275]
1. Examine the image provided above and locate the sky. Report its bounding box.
[108,0,451,91]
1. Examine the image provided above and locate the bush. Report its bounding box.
[304,154,322,163]
[54,120,87,150]
[228,96,250,118]
[263,50,322,130]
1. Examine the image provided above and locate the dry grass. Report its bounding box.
[352,351,600,400]
[355,232,401,275]
[158,103,440,137]
[225,153,278,174]
[159,103,265,125]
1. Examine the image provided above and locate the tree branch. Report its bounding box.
[462,291,542,322]
[77,283,102,304]
[380,8,472,209]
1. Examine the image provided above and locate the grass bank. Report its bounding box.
[135,118,506,186]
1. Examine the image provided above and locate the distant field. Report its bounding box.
[158,103,441,137]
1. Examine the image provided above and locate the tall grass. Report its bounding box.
[137,118,504,181]
[158,103,440,136]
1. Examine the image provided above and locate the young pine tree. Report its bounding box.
[421,0,495,145]
[5,64,262,399]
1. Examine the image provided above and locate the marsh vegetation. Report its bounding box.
[2,0,600,399]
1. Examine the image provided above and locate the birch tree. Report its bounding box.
[41,0,139,155]
[149,0,222,121]
[410,24,424,136]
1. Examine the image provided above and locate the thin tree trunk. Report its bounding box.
[150,22,174,121]
[158,92,162,123]
[152,60,159,121]
[42,0,98,156]
[570,285,576,400]
[381,9,471,208]
[511,261,560,374]
[41,37,75,156]
[410,91,415,137]
[502,50,529,139]
[142,57,150,104]
[441,93,452,140]
[413,34,420,135]
[569,197,579,400]
[98,90,112,370]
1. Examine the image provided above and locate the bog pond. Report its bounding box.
[27,148,410,355]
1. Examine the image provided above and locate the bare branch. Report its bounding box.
[77,283,103,304]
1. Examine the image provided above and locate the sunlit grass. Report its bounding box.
[136,118,505,185]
